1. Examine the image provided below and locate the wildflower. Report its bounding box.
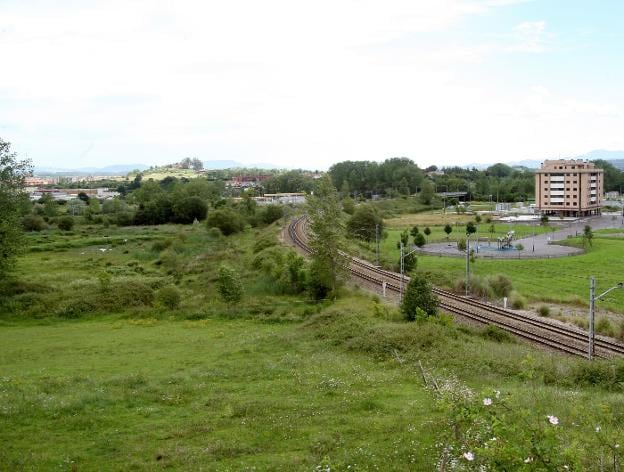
[524,457,533,463]
[495,390,501,399]
[483,398,492,406]
[463,452,474,461]
[616,444,620,449]
[547,415,559,425]
[595,426,601,433]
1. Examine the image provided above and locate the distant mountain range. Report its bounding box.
[32,149,624,175]
[34,164,150,175]
[33,160,281,176]
[467,149,624,170]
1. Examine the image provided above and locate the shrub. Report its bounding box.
[260,204,284,225]
[22,215,45,231]
[151,239,172,252]
[481,325,514,343]
[206,208,245,236]
[172,196,208,224]
[401,272,439,321]
[457,238,467,251]
[156,285,181,310]
[116,212,134,226]
[487,274,513,298]
[509,290,527,309]
[538,305,550,317]
[596,317,615,337]
[253,236,277,254]
[57,215,75,231]
[216,265,243,303]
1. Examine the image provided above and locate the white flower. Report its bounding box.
[463,452,474,461]
[547,415,559,425]
[495,390,501,399]
[524,457,533,463]
[616,444,620,449]
[595,426,601,433]
[483,398,492,406]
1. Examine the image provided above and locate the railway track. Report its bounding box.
[287,216,624,359]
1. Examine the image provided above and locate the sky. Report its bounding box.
[1,0,624,170]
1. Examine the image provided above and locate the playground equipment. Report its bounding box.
[497,230,515,250]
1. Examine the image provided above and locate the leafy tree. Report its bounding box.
[342,197,355,215]
[401,252,417,273]
[260,204,284,225]
[206,208,245,235]
[401,273,439,321]
[410,225,419,237]
[216,265,243,303]
[58,216,75,231]
[346,205,383,242]
[540,214,549,225]
[0,139,31,277]
[582,225,593,248]
[414,232,426,248]
[423,226,431,242]
[77,192,90,203]
[306,175,348,298]
[475,214,482,224]
[466,221,477,236]
[22,215,45,232]
[444,224,453,241]
[156,285,182,309]
[191,158,203,171]
[172,196,208,223]
[396,229,409,249]
[419,179,435,205]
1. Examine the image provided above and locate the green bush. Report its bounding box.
[487,274,513,298]
[216,265,243,303]
[206,208,245,236]
[57,215,75,231]
[22,215,46,231]
[538,305,550,317]
[596,317,615,337]
[253,236,277,254]
[260,205,284,225]
[156,285,181,310]
[457,238,466,251]
[401,272,439,321]
[509,290,527,309]
[481,325,514,343]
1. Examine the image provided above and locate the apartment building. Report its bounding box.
[535,159,603,217]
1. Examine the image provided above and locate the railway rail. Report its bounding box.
[287,216,624,359]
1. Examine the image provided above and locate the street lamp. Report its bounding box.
[399,241,419,302]
[588,277,624,360]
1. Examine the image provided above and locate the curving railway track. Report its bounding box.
[287,216,624,359]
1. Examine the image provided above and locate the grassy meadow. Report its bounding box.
[2,217,624,469]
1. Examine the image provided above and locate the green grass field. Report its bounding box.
[2,220,624,469]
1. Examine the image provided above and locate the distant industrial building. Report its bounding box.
[535,159,603,217]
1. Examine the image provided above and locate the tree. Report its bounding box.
[306,176,348,298]
[582,225,593,248]
[191,158,203,171]
[260,204,284,225]
[397,229,409,249]
[172,196,208,224]
[475,214,482,224]
[0,139,31,277]
[423,226,431,242]
[206,208,245,235]
[444,224,453,241]
[419,179,435,205]
[57,216,75,231]
[401,273,439,321]
[342,197,355,215]
[466,221,477,236]
[410,225,420,237]
[216,265,243,303]
[540,214,549,226]
[401,252,417,273]
[346,205,383,242]
[414,232,426,248]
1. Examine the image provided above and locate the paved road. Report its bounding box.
[416,214,624,259]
